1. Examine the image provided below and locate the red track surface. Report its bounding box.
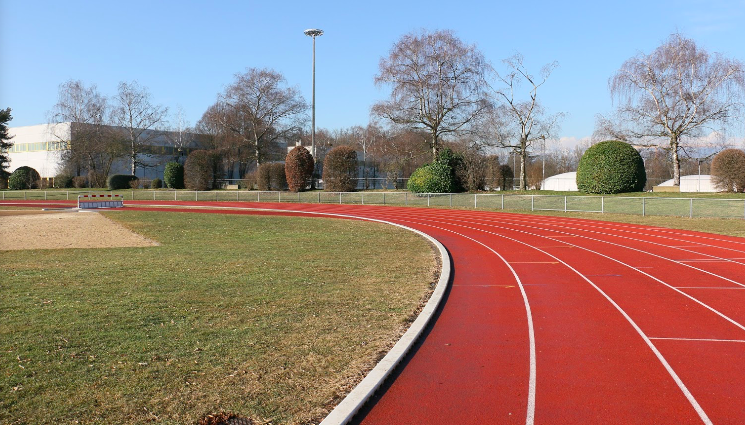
[7,200,745,424]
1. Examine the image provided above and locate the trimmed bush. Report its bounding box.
[576,140,646,194]
[72,176,88,188]
[8,166,41,190]
[285,146,314,192]
[407,162,455,194]
[257,162,287,191]
[163,161,185,189]
[54,174,74,189]
[184,150,218,191]
[323,146,358,192]
[151,178,163,189]
[711,148,745,192]
[436,148,465,192]
[108,174,139,190]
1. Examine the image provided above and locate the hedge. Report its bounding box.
[8,166,41,190]
[257,162,287,191]
[576,140,646,194]
[108,174,139,190]
[285,146,314,192]
[163,161,185,189]
[323,146,358,192]
[407,162,454,194]
[184,150,218,191]
[711,149,745,192]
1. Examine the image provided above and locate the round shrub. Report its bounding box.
[163,161,185,189]
[108,174,139,190]
[285,146,314,192]
[407,162,454,194]
[257,162,287,191]
[8,166,41,190]
[323,146,358,192]
[151,178,163,189]
[576,140,646,194]
[711,148,745,192]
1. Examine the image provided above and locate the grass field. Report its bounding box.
[0,211,437,424]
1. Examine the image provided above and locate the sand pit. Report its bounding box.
[0,210,159,250]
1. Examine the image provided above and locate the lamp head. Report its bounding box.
[304,29,324,37]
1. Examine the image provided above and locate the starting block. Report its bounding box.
[78,194,124,209]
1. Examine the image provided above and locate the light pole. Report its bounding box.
[304,28,323,159]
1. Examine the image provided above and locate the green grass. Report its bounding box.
[0,211,436,424]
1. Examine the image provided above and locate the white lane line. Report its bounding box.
[676,287,745,290]
[426,226,537,425]
[650,337,745,343]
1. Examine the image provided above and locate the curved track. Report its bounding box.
[6,200,745,424]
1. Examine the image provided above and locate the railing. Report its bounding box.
[3,190,745,219]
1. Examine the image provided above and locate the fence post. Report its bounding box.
[642,197,645,216]
[361,193,364,205]
[196,191,199,202]
[67,191,69,200]
[501,194,504,210]
[564,196,567,212]
[531,195,534,211]
[318,192,321,203]
[427,193,430,207]
[297,192,300,202]
[405,192,408,205]
[449,194,452,208]
[24,191,26,200]
[690,198,693,218]
[153,190,156,201]
[131,190,134,200]
[258,192,260,202]
[175,191,177,201]
[383,192,386,205]
[474,194,477,209]
[602,196,604,213]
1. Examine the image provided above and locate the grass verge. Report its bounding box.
[0,211,437,424]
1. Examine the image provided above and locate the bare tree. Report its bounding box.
[606,33,745,186]
[165,106,195,163]
[489,54,563,190]
[112,81,169,175]
[219,68,308,170]
[372,29,491,160]
[48,80,123,185]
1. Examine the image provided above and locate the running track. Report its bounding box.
[6,200,745,424]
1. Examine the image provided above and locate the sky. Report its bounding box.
[2,0,744,149]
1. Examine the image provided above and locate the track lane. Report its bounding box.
[6,200,745,423]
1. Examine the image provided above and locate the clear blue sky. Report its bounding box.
[2,0,744,147]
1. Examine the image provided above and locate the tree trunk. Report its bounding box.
[671,135,680,186]
[519,136,528,190]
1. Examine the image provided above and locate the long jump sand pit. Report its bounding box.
[0,209,159,250]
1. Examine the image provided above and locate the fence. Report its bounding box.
[3,190,745,219]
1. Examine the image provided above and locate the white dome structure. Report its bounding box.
[657,175,717,192]
[541,172,578,191]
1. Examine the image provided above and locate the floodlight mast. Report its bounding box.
[304,29,323,160]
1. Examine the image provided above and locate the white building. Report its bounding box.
[6,124,69,178]
[657,175,717,192]
[541,172,579,191]
[7,123,200,181]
